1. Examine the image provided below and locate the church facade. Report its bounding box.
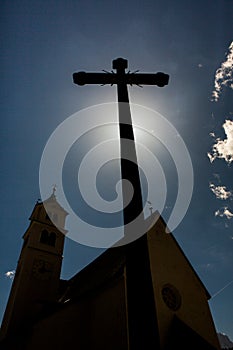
[0,193,221,350]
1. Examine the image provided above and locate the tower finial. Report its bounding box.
[52,184,57,196]
[147,201,153,216]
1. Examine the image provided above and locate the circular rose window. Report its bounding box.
[161,284,181,311]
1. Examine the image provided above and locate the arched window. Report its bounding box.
[48,232,56,247]
[40,230,49,244]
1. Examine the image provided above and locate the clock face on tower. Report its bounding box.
[32,259,53,281]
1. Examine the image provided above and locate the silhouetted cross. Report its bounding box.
[73,58,169,232]
[73,58,169,350]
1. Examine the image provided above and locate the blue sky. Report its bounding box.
[1,0,233,341]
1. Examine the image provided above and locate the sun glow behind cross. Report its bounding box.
[40,102,193,248]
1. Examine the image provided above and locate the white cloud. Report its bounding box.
[224,208,233,219]
[207,152,215,163]
[212,41,233,101]
[209,183,232,200]
[208,119,233,164]
[215,207,233,219]
[5,270,15,279]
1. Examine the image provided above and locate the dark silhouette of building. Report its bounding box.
[0,192,221,350]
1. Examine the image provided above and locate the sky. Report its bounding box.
[1,0,233,341]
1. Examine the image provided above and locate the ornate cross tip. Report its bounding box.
[52,184,57,196]
[73,71,86,86]
[112,58,128,70]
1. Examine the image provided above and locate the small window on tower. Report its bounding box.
[48,232,56,247]
[40,230,49,244]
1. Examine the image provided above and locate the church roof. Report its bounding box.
[59,244,126,304]
[59,213,211,303]
[40,192,69,215]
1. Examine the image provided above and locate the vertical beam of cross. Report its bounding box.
[112,58,145,237]
[73,58,169,350]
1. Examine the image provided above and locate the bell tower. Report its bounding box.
[0,190,68,339]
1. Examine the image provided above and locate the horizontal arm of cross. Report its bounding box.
[73,71,169,87]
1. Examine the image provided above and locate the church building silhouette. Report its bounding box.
[0,191,221,350]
